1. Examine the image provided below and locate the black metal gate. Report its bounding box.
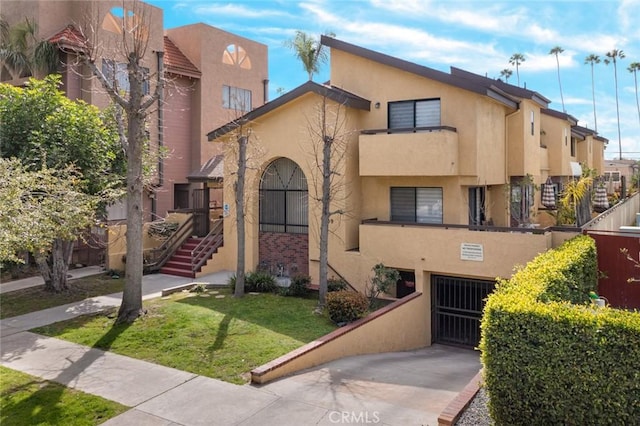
[192,188,210,237]
[431,275,495,348]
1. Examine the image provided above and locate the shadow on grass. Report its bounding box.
[176,291,336,343]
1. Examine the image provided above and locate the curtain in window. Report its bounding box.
[260,158,308,233]
[391,187,443,224]
[389,99,440,129]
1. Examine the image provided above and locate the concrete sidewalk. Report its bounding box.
[0,265,105,294]
[0,270,481,425]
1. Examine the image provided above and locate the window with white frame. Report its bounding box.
[388,99,440,130]
[390,187,443,224]
[102,59,149,94]
[223,85,252,112]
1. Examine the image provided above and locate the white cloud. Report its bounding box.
[193,4,292,19]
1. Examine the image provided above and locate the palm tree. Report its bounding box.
[0,17,58,80]
[584,54,601,132]
[284,31,334,81]
[509,53,525,87]
[629,62,640,127]
[549,46,565,112]
[499,68,513,83]
[604,49,625,160]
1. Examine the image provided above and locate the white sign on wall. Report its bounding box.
[460,243,484,261]
[223,203,230,218]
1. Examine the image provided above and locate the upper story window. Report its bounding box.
[222,44,252,70]
[530,111,535,136]
[390,187,443,224]
[260,158,308,234]
[223,85,251,112]
[388,99,440,130]
[571,137,577,157]
[102,59,149,94]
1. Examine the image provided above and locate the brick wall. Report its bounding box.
[259,232,309,276]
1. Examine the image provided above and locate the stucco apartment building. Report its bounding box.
[1,0,268,233]
[206,36,607,348]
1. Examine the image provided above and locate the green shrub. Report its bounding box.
[480,235,640,425]
[246,271,277,293]
[328,277,347,292]
[227,271,277,294]
[285,275,311,297]
[326,290,369,324]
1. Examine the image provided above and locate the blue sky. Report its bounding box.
[149,0,640,160]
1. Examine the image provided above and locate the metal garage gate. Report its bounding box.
[431,275,495,348]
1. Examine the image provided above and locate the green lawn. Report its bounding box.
[0,275,124,319]
[0,366,128,426]
[34,289,337,384]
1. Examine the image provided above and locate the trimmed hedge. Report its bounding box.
[480,235,640,425]
[326,290,369,324]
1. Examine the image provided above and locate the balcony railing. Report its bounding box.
[359,126,459,176]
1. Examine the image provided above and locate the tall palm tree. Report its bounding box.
[0,17,58,80]
[549,46,565,112]
[629,62,640,127]
[499,68,513,83]
[284,31,334,81]
[604,49,625,160]
[509,53,525,87]
[584,54,601,132]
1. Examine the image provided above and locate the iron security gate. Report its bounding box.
[192,189,210,237]
[431,275,495,348]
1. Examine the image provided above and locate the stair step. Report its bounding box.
[170,254,192,263]
[164,260,192,270]
[160,267,195,278]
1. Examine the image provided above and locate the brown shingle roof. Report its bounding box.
[164,36,201,78]
[48,25,87,52]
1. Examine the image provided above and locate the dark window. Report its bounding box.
[260,158,308,233]
[571,137,577,157]
[174,184,189,209]
[468,187,486,226]
[223,85,252,112]
[388,99,440,129]
[391,187,442,224]
[510,177,534,226]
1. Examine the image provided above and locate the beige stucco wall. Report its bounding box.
[251,292,430,384]
[542,114,573,176]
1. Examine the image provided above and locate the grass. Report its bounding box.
[0,274,124,319]
[0,366,128,426]
[33,288,337,384]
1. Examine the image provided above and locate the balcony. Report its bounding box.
[359,220,556,280]
[359,126,458,176]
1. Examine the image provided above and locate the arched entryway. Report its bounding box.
[258,158,309,277]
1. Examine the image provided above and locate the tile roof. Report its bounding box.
[48,25,87,52]
[164,36,201,78]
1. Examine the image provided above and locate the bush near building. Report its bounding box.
[480,235,640,425]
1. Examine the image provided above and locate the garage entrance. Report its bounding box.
[431,275,495,348]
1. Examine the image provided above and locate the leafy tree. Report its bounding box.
[499,68,512,83]
[628,62,640,127]
[285,31,334,81]
[604,49,625,159]
[549,46,565,112]
[0,16,58,80]
[584,54,601,132]
[0,76,122,292]
[0,159,98,290]
[78,0,165,323]
[509,53,525,87]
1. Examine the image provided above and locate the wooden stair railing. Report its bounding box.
[191,219,224,273]
[145,215,194,273]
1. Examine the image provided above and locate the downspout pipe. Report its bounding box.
[151,50,164,219]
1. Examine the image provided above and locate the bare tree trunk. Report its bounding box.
[318,135,332,308]
[234,135,247,297]
[117,86,145,324]
[36,238,74,292]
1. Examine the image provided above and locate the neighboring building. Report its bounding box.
[206,36,607,348]
[603,159,638,195]
[1,0,268,232]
